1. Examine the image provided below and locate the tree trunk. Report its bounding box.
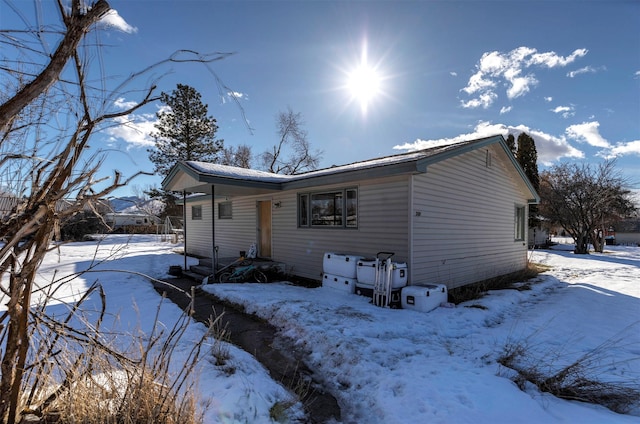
[574,233,590,254]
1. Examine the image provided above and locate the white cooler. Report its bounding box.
[401,284,448,312]
[356,260,408,294]
[323,253,363,278]
[322,273,356,294]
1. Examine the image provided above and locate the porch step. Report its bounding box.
[189,264,214,277]
[181,270,206,283]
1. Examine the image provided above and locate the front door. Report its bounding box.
[258,201,272,258]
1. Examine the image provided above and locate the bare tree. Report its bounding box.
[0,1,229,421]
[261,107,322,174]
[220,144,253,168]
[539,160,636,254]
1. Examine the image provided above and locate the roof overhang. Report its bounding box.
[161,135,540,203]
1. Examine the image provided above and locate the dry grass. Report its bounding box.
[7,283,220,424]
[498,323,640,414]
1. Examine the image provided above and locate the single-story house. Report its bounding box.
[162,135,539,289]
[103,212,161,229]
[612,218,640,246]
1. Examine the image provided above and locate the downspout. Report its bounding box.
[212,185,216,273]
[183,190,187,271]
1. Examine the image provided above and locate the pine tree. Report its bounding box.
[515,132,540,227]
[505,134,516,155]
[148,84,223,177]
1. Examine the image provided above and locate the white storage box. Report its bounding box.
[356,260,407,288]
[390,262,408,289]
[322,273,356,294]
[401,284,448,312]
[323,253,363,278]
[356,258,377,284]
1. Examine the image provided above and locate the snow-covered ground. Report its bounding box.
[2,235,638,423]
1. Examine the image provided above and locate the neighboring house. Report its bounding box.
[613,218,640,246]
[0,196,21,220]
[104,212,161,229]
[528,225,550,248]
[162,135,539,290]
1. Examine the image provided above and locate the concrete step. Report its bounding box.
[181,270,206,283]
[189,264,213,277]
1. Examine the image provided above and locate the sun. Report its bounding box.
[343,42,385,115]
[347,63,381,114]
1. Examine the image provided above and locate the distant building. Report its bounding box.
[104,212,161,229]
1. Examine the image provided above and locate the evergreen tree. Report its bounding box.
[515,132,540,227]
[148,84,223,177]
[505,134,516,155]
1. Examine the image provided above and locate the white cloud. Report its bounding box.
[104,112,157,148]
[99,10,138,34]
[221,91,248,104]
[551,105,575,118]
[461,91,497,109]
[609,140,640,157]
[113,97,139,110]
[393,121,583,165]
[544,96,553,102]
[635,71,640,78]
[566,121,611,148]
[567,66,597,78]
[450,71,458,77]
[527,48,588,68]
[461,47,587,109]
[500,106,512,115]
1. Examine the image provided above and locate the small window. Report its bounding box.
[191,205,202,220]
[218,202,232,219]
[515,205,525,241]
[298,187,357,229]
[298,194,309,226]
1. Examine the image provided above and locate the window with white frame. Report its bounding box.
[514,205,525,241]
[298,188,358,228]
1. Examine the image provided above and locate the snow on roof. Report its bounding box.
[186,138,483,182]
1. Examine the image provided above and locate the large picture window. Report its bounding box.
[298,188,357,228]
[514,205,525,241]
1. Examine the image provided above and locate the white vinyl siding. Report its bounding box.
[273,177,410,280]
[410,145,529,289]
[184,198,213,258]
[214,197,258,259]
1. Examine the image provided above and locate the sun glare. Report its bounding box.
[343,42,385,115]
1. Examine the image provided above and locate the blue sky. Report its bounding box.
[3,1,639,199]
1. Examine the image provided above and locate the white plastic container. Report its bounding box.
[356,258,377,284]
[401,284,448,312]
[356,260,407,287]
[323,253,363,278]
[390,262,408,289]
[322,273,356,294]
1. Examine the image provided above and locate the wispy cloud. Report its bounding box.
[609,140,640,157]
[113,97,139,110]
[544,96,553,102]
[450,71,458,77]
[461,47,587,109]
[635,70,640,78]
[550,105,575,118]
[500,106,512,115]
[99,9,138,34]
[393,121,583,165]
[567,65,603,78]
[221,91,248,104]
